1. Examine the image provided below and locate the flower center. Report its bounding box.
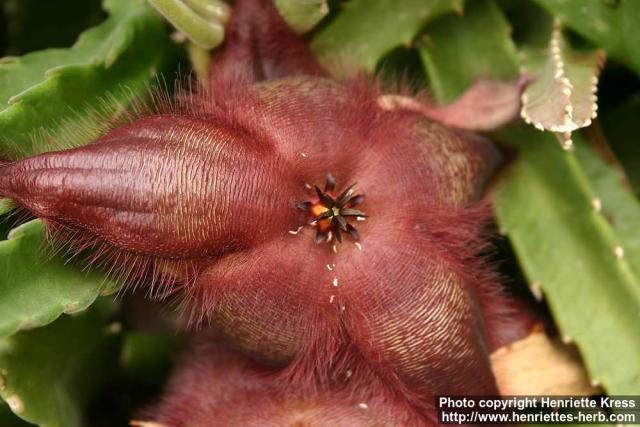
[297,174,367,244]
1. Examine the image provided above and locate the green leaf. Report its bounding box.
[0,0,177,159]
[533,0,640,76]
[520,21,604,141]
[274,0,329,34]
[494,126,640,395]
[0,220,116,338]
[573,132,640,281]
[417,0,519,103]
[311,0,464,71]
[0,301,121,427]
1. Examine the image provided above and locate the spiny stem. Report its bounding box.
[519,19,604,150]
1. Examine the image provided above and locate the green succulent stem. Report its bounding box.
[148,0,224,49]
[519,19,604,150]
[182,0,230,23]
[274,0,328,34]
[311,0,464,72]
[186,41,212,84]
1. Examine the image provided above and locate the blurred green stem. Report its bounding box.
[187,41,211,84]
[182,0,230,23]
[148,0,224,49]
[274,0,328,34]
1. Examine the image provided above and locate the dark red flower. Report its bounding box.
[144,336,417,427]
[0,0,525,422]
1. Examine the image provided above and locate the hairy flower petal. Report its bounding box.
[147,338,419,426]
[0,114,302,258]
[211,0,325,83]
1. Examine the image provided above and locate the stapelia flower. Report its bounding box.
[0,0,524,423]
[142,337,416,427]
